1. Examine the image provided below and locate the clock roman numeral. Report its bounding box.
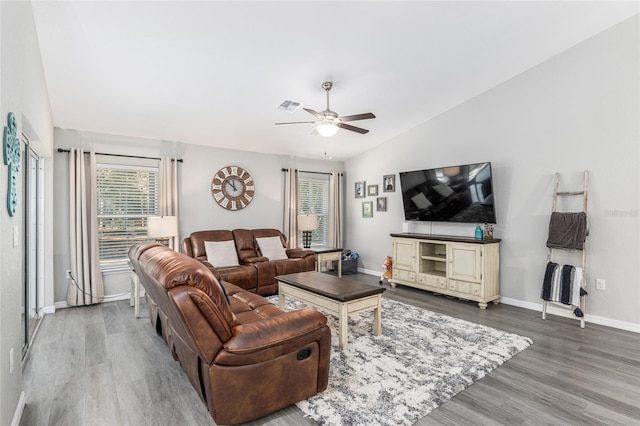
[212,184,222,191]
[244,176,253,184]
[220,197,229,207]
[213,174,223,183]
[230,166,238,176]
[231,200,237,210]
[243,193,252,202]
[221,168,231,178]
[246,184,255,192]
[213,192,224,201]
[240,200,247,208]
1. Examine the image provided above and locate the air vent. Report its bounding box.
[277,100,302,113]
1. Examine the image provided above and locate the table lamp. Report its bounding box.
[298,214,318,248]
[147,216,178,247]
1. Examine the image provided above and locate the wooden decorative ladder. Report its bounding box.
[542,171,589,328]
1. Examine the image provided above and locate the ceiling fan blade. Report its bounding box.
[275,121,317,125]
[303,108,323,119]
[337,122,369,134]
[339,112,376,122]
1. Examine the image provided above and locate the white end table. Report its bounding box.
[312,247,343,277]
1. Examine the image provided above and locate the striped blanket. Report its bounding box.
[541,262,587,317]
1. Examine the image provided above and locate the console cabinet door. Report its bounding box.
[393,239,417,271]
[448,243,482,283]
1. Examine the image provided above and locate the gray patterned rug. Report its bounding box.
[269,296,532,426]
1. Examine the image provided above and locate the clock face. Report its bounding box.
[211,165,255,211]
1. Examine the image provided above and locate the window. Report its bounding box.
[96,164,159,272]
[298,173,329,247]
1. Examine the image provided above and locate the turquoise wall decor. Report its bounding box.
[3,112,20,216]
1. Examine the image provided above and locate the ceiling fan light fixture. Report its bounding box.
[317,123,338,137]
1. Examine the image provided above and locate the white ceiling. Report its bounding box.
[31,1,638,161]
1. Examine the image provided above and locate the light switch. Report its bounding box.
[13,226,19,247]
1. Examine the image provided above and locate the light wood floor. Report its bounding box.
[21,273,640,426]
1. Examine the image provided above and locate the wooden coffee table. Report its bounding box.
[276,271,386,350]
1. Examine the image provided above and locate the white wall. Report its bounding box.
[52,129,344,303]
[0,1,54,424]
[345,16,639,329]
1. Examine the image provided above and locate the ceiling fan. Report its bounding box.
[276,82,375,137]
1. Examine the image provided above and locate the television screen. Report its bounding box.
[399,162,496,223]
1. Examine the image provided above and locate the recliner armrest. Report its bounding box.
[286,248,314,259]
[223,309,327,354]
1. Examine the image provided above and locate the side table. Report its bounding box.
[312,247,343,277]
[129,266,141,318]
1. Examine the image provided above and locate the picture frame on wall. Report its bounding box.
[377,197,387,212]
[355,181,366,198]
[383,174,395,192]
[367,184,379,196]
[362,201,373,218]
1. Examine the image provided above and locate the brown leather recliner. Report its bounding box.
[182,228,316,296]
[129,243,331,425]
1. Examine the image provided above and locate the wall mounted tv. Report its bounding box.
[399,162,496,223]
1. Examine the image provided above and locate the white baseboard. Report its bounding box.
[54,292,133,310]
[49,274,640,334]
[500,297,640,333]
[11,391,25,426]
[359,269,639,333]
[42,305,56,314]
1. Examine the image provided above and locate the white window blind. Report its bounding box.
[96,164,159,272]
[298,173,329,247]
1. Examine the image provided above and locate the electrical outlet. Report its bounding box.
[66,269,72,279]
[9,348,14,374]
[596,278,606,291]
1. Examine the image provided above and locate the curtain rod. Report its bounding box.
[57,148,183,162]
[281,168,342,176]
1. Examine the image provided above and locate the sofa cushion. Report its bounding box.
[256,236,288,261]
[205,240,240,268]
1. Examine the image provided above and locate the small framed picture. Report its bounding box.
[383,174,395,192]
[355,181,366,198]
[367,184,379,196]
[362,201,373,218]
[376,197,387,212]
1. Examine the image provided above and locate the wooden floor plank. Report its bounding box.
[21,273,640,426]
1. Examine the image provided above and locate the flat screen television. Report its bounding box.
[399,162,496,223]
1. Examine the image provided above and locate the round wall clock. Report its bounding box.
[211,165,255,211]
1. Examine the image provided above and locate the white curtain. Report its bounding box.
[67,149,104,306]
[159,156,180,249]
[329,171,344,248]
[283,168,299,248]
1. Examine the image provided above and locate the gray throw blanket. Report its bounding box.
[546,212,587,250]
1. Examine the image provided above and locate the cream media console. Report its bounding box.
[389,233,501,309]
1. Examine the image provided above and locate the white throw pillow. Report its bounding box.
[256,236,288,261]
[204,240,240,268]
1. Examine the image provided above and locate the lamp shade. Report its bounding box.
[147,216,178,238]
[316,123,338,137]
[298,214,318,231]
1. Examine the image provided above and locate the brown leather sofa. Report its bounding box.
[129,242,331,425]
[182,228,315,296]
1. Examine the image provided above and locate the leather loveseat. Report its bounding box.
[128,242,331,425]
[182,228,315,296]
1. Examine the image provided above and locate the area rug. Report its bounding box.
[269,296,532,426]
